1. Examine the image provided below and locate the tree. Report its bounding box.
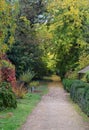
[7,0,48,78]
[19,0,47,25]
[36,24,56,74]
[48,0,89,78]
[0,0,18,56]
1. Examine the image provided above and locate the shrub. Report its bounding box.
[76,87,86,107]
[12,83,27,99]
[62,79,74,92]
[75,85,89,116]
[20,70,35,85]
[30,81,39,88]
[82,87,89,116]
[1,59,16,87]
[85,71,89,83]
[70,80,85,102]
[66,71,78,79]
[29,81,39,92]
[70,80,89,116]
[0,82,17,110]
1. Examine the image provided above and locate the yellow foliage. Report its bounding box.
[78,53,89,69]
[0,0,18,55]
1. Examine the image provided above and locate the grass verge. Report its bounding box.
[0,83,48,130]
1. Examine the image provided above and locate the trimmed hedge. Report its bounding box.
[63,78,89,116]
[70,80,85,102]
[62,79,74,92]
[71,81,89,116]
[62,79,82,92]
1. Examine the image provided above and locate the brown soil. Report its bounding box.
[20,79,89,130]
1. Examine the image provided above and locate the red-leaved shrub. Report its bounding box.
[0,54,16,87]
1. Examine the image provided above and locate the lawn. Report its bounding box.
[0,82,48,130]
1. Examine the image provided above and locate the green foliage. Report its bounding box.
[63,78,89,116]
[62,78,74,92]
[36,24,56,74]
[20,70,35,84]
[30,81,39,88]
[29,81,39,92]
[19,0,46,24]
[67,52,89,80]
[48,0,89,78]
[85,71,89,82]
[0,0,18,55]
[84,89,89,115]
[0,82,48,130]
[66,71,78,79]
[7,1,48,78]
[70,80,89,116]
[70,80,86,102]
[0,82,17,110]
[77,53,89,70]
[1,60,15,69]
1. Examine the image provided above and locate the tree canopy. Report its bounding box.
[0,0,18,56]
[1,0,89,79]
[47,0,89,78]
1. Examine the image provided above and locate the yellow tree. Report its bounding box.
[48,0,89,78]
[0,0,18,56]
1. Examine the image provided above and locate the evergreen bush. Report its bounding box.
[0,82,17,110]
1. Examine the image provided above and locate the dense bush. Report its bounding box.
[84,88,89,116]
[19,70,35,89]
[0,82,17,110]
[1,55,16,87]
[70,80,89,116]
[7,34,48,79]
[20,70,35,84]
[13,83,27,99]
[85,71,89,83]
[63,78,89,116]
[70,80,85,102]
[62,79,75,92]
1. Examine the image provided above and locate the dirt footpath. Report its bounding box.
[20,81,89,130]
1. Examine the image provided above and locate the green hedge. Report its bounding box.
[63,79,89,116]
[70,80,85,102]
[62,79,74,92]
[62,79,81,92]
[70,80,89,116]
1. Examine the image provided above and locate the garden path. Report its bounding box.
[20,76,89,130]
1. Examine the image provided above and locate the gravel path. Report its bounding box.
[20,81,89,130]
